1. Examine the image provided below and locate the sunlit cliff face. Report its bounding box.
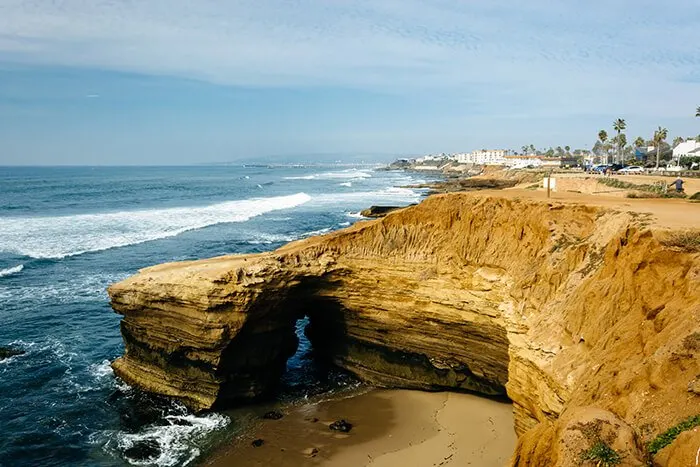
[109,193,700,465]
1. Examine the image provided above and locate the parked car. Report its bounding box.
[610,163,626,172]
[590,164,610,174]
[618,165,644,173]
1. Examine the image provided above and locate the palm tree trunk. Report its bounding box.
[655,146,660,169]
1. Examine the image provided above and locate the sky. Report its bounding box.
[0,0,699,165]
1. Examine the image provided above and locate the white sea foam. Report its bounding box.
[245,233,296,245]
[311,187,421,208]
[285,168,373,181]
[0,272,130,304]
[246,226,334,245]
[338,182,352,187]
[108,411,230,467]
[0,264,23,277]
[338,221,351,226]
[300,227,332,238]
[89,359,114,380]
[0,193,311,259]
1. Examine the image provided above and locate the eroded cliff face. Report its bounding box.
[109,194,700,465]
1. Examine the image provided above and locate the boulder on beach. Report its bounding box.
[262,410,283,420]
[329,419,353,432]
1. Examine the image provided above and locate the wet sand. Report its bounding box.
[203,389,515,467]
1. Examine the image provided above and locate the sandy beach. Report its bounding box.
[203,389,515,467]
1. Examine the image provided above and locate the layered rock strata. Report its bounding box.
[109,194,700,465]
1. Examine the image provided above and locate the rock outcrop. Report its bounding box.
[0,346,25,361]
[109,193,700,465]
[359,205,413,218]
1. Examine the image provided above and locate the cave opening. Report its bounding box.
[274,278,358,401]
[275,314,357,401]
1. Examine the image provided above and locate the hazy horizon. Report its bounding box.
[0,152,404,167]
[1,1,699,165]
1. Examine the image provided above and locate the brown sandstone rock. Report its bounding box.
[108,193,700,465]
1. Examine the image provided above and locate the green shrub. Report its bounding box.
[660,230,700,253]
[599,178,686,198]
[579,441,622,466]
[648,414,700,455]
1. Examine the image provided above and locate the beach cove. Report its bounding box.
[205,389,515,467]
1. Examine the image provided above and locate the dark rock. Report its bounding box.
[329,419,353,432]
[123,439,160,462]
[262,410,284,420]
[251,438,265,447]
[169,417,193,426]
[308,417,319,423]
[360,205,413,218]
[0,346,25,361]
[303,447,319,457]
[108,388,177,433]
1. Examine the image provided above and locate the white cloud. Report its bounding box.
[0,0,698,117]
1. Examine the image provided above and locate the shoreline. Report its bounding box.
[202,389,515,467]
[108,168,700,466]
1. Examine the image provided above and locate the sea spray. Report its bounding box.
[0,193,311,259]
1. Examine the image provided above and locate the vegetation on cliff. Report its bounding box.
[647,414,700,455]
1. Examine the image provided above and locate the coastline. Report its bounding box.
[107,167,700,466]
[203,389,515,467]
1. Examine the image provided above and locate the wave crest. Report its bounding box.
[0,193,311,259]
[0,264,23,278]
[284,169,372,181]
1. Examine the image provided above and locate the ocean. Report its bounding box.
[0,164,432,467]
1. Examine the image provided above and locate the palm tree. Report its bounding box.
[672,136,684,148]
[598,130,609,163]
[696,106,700,117]
[653,126,668,169]
[633,136,645,163]
[613,118,626,164]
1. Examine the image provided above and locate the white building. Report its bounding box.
[503,155,561,168]
[672,140,700,164]
[456,149,510,165]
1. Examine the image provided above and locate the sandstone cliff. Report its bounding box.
[109,194,700,466]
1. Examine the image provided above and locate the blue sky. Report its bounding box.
[0,0,699,165]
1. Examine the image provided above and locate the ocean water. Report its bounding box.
[0,164,432,467]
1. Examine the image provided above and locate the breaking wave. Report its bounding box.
[0,193,311,259]
[284,169,373,181]
[104,405,230,467]
[0,264,23,278]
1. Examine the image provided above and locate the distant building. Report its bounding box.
[635,146,655,162]
[559,156,580,168]
[456,149,510,165]
[503,155,561,168]
[672,140,700,164]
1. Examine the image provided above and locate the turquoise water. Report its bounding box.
[0,165,431,467]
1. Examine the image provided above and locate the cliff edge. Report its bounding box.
[109,193,700,466]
